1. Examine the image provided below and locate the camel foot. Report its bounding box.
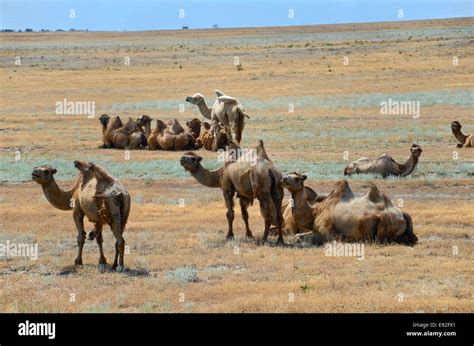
[97,263,108,273]
[226,234,235,241]
[74,258,83,266]
[276,237,287,247]
[98,257,107,265]
[116,265,124,273]
[456,144,463,148]
[245,232,254,239]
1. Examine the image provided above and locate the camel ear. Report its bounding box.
[51,168,57,174]
[302,175,307,181]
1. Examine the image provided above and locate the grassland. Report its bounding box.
[0,18,473,312]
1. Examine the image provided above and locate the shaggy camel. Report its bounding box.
[451,121,473,148]
[180,140,285,244]
[185,90,250,148]
[32,161,130,271]
[100,115,146,149]
[281,173,417,246]
[344,144,423,178]
[186,118,202,139]
[148,119,196,151]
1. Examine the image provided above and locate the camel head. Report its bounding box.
[137,115,152,126]
[186,118,201,130]
[185,93,204,105]
[32,165,57,185]
[180,152,202,172]
[99,114,110,127]
[281,172,307,193]
[74,160,92,174]
[410,144,423,158]
[451,121,462,132]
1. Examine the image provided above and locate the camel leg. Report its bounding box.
[270,187,285,245]
[95,226,107,265]
[111,222,125,272]
[239,198,253,239]
[223,189,235,241]
[72,207,86,266]
[258,196,273,243]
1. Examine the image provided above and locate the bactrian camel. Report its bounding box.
[344,144,423,178]
[281,173,418,246]
[180,140,285,244]
[185,90,249,149]
[451,121,473,148]
[32,161,130,271]
[99,114,146,149]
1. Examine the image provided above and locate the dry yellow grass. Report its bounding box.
[0,18,473,312]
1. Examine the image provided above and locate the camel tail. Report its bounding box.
[402,212,417,245]
[120,193,131,234]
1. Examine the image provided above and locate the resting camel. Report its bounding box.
[100,115,146,149]
[451,121,473,148]
[186,118,202,139]
[344,144,423,178]
[185,90,250,148]
[180,140,285,244]
[32,161,130,271]
[148,119,196,151]
[281,173,417,246]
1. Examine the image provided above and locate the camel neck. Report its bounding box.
[399,154,419,177]
[41,178,79,210]
[197,99,212,119]
[291,189,314,229]
[452,129,467,144]
[191,164,222,188]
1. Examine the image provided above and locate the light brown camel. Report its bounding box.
[32,161,130,271]
[101,115,146,149]
[279,186,325,234]
[343,144,423,178]
[185,90,249,147]
[180,140,285,244]
[148,119,196,151]
[281,173,417,246]
[451,121,473,148]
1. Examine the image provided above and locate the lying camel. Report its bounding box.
[344,144,423,178]
[281,173,417,246]
[185,90,249,147]
[100,115,146,149]
[180,140,285,244]
[186,118,202,139]
[451,121,473,148]
[148,119,196,151]
[32,161,130,271]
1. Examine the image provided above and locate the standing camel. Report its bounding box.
[343,144,423,178]
[32,161,130,271]
[451,121,473,148]
[180,140,285,244]
[185,90,250,148]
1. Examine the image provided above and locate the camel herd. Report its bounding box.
[31,89,472,270]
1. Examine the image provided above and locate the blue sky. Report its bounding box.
[0,0,472,31]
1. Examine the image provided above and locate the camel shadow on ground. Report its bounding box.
[57,264,149,277]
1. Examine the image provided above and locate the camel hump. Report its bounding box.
[333,180,354,200]
[214,89,225,97]
[256,140,270,160]
[89,162,116,184]
[217,95,239,104]
[366,184,381,202]
[169,119,185,134]
[120,118,138,134]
